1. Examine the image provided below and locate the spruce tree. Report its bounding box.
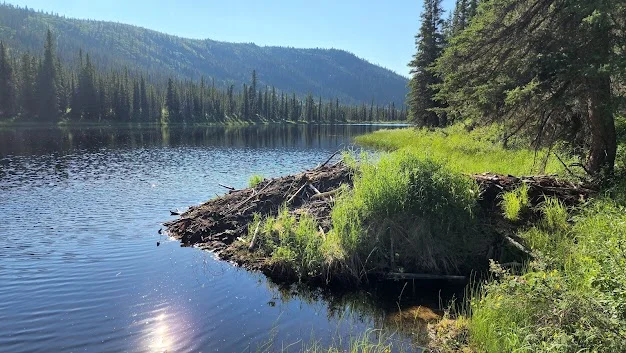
[77,53,98,119]
[0,41,16,118]
[437,0,626,174]
[407,0,445,126]
[165,78,179,121]
[140,76,149,121]
[36,29,59,121]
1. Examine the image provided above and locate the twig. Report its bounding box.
[553,152,586,182]
[229,180,274,213]
[308,183,321,195]
[311,188,340,200]
[218,183,235,191]
[320,150,342,168]
[286,183,308,205]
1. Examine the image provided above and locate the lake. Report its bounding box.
[0,124,446,353]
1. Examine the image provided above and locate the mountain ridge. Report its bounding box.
[0,3,408,105]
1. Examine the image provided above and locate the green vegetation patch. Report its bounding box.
[249,209,343,280]
[248,174,265,188]
[500,184,529,222]
[356,125,568,176]
[331,151,485,278]
[468,198,626,353]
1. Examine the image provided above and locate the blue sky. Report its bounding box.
[6,0,455,76]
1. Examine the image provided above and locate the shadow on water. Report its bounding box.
[261,276,467,350]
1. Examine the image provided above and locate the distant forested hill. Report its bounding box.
[0,3,408,105]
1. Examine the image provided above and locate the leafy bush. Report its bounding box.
[469,199,626,352]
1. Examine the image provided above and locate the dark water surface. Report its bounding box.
[0,124,429,353]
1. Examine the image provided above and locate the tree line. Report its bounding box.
[0,30,407,124]
[407,0,626,174]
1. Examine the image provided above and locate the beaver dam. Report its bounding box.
[164,158,595,286]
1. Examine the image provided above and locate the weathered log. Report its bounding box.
[311,188,340,200]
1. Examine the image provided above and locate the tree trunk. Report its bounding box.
[586,75,616,174]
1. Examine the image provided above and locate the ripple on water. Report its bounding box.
[0,124,410,352]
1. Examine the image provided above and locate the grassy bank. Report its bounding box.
[245,122,626,352]
[246,151,490,284]
[355,124,570,176]
[349,124,626,352]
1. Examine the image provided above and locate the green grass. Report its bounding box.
[500,184,529,221]
[466,198,626,352]
[356,124,570,176]
[331,151,484,279]
[249,208,343,280]
[248,174,265,188]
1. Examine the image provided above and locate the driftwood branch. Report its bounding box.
[311,188,340,200]
[219,183,235,191]
[248,222,261,251]
[287,183,309,204]
[229,180,274,213]
[308,183,321,195]
[320,150,342,168]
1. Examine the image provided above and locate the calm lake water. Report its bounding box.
[0,124,443,353]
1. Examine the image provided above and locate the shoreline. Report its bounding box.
[164,158,592,288]
[0,118,412,129]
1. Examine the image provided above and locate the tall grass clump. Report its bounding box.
[500,184,529,221]
[248,174,265,188]
[331,151,485,279]
[250,208,342,279]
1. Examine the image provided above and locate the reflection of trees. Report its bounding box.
[0,124,395,156]
[262,279,465,347]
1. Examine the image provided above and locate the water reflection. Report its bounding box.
[0,124,406,156]
[149,313,171,353]
[1,123,450,353]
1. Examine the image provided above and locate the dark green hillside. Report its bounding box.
[0,3,408,105]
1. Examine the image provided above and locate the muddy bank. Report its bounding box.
[164,162,595,285]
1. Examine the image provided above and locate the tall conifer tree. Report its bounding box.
[407,0,445,126]
[0,41,16,118]
[36,29,59,121]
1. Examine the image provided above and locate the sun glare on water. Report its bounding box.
[149,313,171,353]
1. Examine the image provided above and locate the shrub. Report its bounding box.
[470,199,626,353]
